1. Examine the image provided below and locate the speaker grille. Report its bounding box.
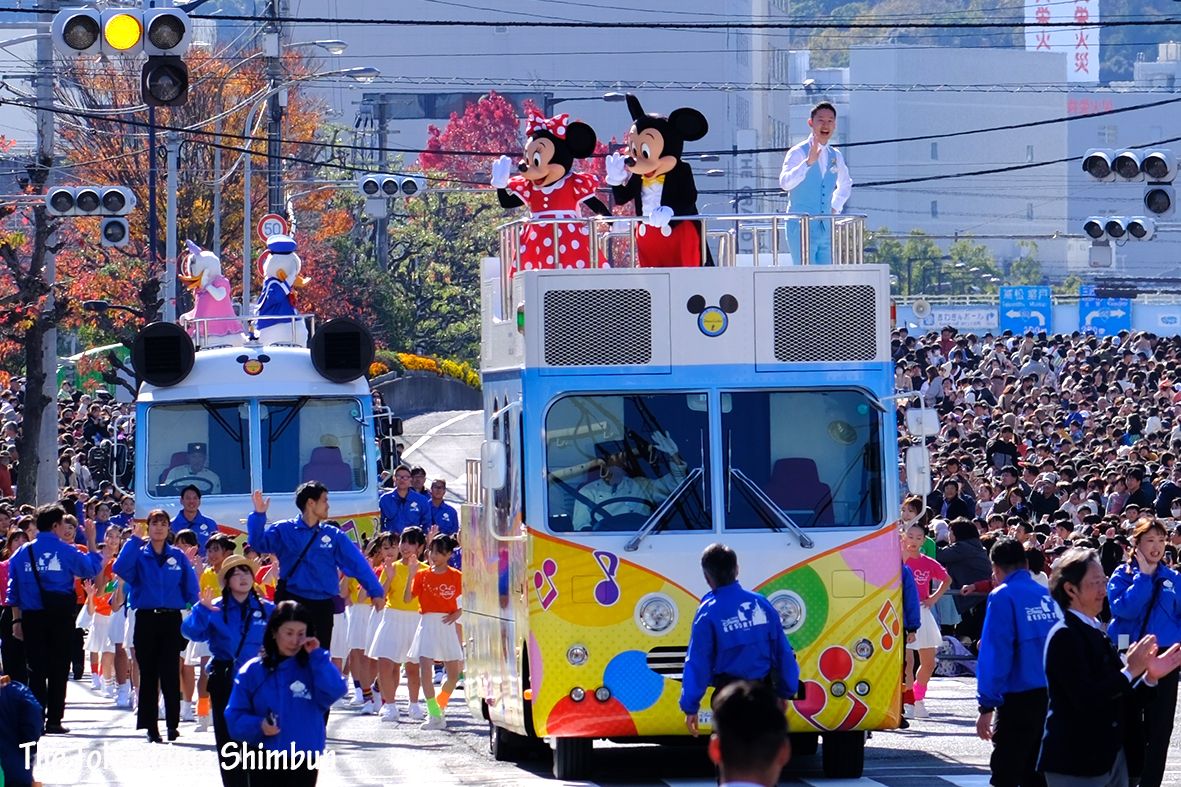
[543,289,652,366]
[772,285,877,362]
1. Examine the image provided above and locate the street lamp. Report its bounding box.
[242,66,380,308]
[287,39,348,55]
[543,92,625,115]
[83,300,148,320]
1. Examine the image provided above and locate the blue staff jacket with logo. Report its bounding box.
[6,532,102,611]
[976,569,1061,708]
[226,648,347,754]
[246,513,383,601]
[112,536,200,610]
[378,489,430,534]
[182,594,275,669]
[429,501,459,536]
[171,510,219,555]
[680,580,800,714]
[1107,562,1181,649]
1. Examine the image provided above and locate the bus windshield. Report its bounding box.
[722,389,884,529]
[147,401,250,497]
[261,398,367,493]
[544,393,710,534]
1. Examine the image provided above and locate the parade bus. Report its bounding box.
[129,316,385,541]
[461,213,905,780]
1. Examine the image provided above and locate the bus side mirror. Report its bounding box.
[388,417,403,437]
[905,444,932,497]
[481,441,506,491]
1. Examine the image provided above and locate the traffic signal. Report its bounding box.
[143,8,191,55]
[1144,185,1175,218]
[1082,216,1155,242]
[101,218,129,248]
[45,186,135,217]
[1082,149,1115,182]
[357,173,427,199]
[142,56,188,107]
[51,8,101,55]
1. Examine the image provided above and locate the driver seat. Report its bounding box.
[302,446,353,490]
[767,458,834,525]
[159,451,189,484]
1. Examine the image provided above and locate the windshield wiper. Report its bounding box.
[729,467,815,549]
[624,467,703,552]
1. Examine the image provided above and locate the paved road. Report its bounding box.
[397,410,482,503]
[31,673,1181,786]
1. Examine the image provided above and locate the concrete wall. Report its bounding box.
[374,372,481,418]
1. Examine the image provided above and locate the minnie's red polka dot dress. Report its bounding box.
[507,172,607,275]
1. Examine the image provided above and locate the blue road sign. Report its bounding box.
[999,286,1052,335]
[1079,297,1131,337]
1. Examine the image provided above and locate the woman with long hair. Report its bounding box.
[225,600,347,787]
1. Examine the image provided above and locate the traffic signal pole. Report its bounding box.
[265,0,283,214]
[35,0,59,503]
[164,130,179,322]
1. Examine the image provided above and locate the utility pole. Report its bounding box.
[265,0,284,214]
[375,96,389,268]
[164,130,179,321]
[212,117,222,257]
[34,0,58,503]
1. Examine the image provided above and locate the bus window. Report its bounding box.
[147,402,250,497]
[721,390,883,529]
[545,393,710,534]
[261,398,367,493]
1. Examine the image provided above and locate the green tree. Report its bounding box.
[1006,240,1044,286]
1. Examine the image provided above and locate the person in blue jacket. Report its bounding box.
[183,555,273,787]
[225,600,347,787]
[0,672,43,787]
[428,478,462,569]
[172,485,219,555]
[1107,519,1181,787]
[378,465,430,535]
[680,543,799,736]
[114,508,200,742]
[6,503,101,734]
[974,537,1061,787]
[247,483,384,654]
[108,495,136,529]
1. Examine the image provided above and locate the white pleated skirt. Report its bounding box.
[407,612,464,663]
[346,604,374,651]
[105,607,126,649]
[366,608,418,663]
[88,613,113,655]
[329,612,349,659]
[907,605,943,650]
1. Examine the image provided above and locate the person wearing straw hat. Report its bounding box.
[183,554,273,787]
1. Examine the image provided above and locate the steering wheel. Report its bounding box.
[167,475,216,495]
[586,496,654,532]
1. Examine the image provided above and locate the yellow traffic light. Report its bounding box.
[103,12,142,51]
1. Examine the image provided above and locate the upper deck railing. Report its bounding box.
[179,314,314,350]
[495,212,866,314]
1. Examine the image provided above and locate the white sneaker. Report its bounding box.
[911,700,930,718]
[421,714,446,730]
[379,704,398,722]
[180,700,195,722]
[350,686,364,705]
[103,681,116,699]
[116,683,132,709]
[90,673,102,690]
[903,703,915,717]
[358,700,376,714]
[195,715,211,732]
[407,702,426,721]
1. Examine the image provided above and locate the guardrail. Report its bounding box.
[179,314,315,349]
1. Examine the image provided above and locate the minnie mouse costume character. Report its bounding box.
[605,94,709,267]
[491,110,610,274]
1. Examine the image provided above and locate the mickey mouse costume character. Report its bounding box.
[491,109,611,274]
[605,94,709,268]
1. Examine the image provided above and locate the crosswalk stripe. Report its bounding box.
[940,777,994,787]
[799,779,890,787]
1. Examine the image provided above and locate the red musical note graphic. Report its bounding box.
[876,600,900,651]
[532,558,558,610]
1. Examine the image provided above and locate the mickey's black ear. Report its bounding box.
[669,107,708,142]
[626,93,645,121]
[236,355,249,363]
[719,294,739,314]
[686,295,706,315]
[564,122,597,158]
[258,354,271,363]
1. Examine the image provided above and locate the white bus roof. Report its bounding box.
[138,345,372,402]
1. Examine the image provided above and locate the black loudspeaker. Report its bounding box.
[310,317,375,383]
[132,322,195,388]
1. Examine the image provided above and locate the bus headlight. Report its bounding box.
[853,638,874,660]
[566,645,589,666]
[570,687,586,702]
[768,591,806,634]
[636,594,677,634]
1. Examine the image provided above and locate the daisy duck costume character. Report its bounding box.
[254,233,308,346]
[605,94,710,267]
[491,109,611,274]
[178,240,243,348]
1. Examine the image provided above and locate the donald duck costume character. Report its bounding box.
[254,233,308,346]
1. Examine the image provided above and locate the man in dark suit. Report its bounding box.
[928,479,972,521]
[1039,548,1181,787]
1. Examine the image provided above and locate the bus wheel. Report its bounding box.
[552,737,593,780]
[489,721,528,762]
[821,731,865,778]
[790,732,819,757]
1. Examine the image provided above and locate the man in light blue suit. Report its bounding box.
[779,102,853,265]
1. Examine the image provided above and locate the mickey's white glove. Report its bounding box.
[490,155,513,189]
[650,431,679,456]
[605,152,629,186]
[647,205,674,228]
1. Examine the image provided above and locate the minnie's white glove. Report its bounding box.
[647,205,674,228]
[490,155,513,189]
[605,152,629,186]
